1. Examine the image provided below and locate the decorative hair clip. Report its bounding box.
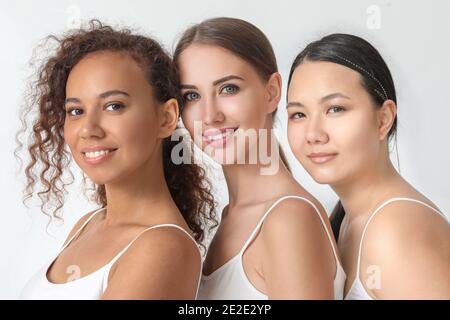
[335,55,388,101]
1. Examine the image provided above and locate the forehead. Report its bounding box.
[66,51,149,95]
[288,61,363,97]
[177,44,259,83]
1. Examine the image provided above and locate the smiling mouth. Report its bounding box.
[204,128,237,141]
[203,128,238,147]
[81,148,118,164]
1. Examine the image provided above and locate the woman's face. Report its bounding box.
[287,61,385,186]
[64,51,166,185]
[177,44,277,165]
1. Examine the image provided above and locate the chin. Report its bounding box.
[203,144,239,165]
[83,172,118,186]
[306,168,341,185]
[86,177,109,186]
[210,151,237,166]
[311,175,335,185]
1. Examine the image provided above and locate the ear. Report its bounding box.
[265,72,282,114]
[157,98,179,139]
[377,99,397,140]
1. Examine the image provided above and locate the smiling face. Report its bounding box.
[287,61,385,186]
[63,51,164,185]
[178,44,277,165]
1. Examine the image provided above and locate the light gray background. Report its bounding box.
[1,0,449,299]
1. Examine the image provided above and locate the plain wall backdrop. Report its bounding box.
[1,0,449,299]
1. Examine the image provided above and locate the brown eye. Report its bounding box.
[290,112,305,120]
[66,108,83,116]
[105,103,124,111]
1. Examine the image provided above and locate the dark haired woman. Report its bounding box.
[286,33,450,299]
[174,17,346,299]
[19,20,216,299]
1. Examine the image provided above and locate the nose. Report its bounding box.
[202,96,225,125]
[305,116,328,145]
[79,110,105,140]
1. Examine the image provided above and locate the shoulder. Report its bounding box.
[365,199,449,257]
[261,196,329,244]
[260,196,334,267]
[123,225,201,264]
[103,225,201,299]
[363,199,450,298]
[259,196,336,298]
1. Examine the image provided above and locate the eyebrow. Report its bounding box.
[319,92,350,103]
[286,101,304,109]
[286,92,351,109]
[213,75,244,86]
[64,90,130,105]
[180,75,245,90]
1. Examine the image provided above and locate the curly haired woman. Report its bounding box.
[18,20,216,300]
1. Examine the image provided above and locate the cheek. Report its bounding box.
[63,122,78,153]
[333,114,380,164]
[181,106,201,137]
[287,122,307,161]
[234,91,267,128]
[116,113,160,157]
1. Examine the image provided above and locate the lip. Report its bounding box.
[81,146,118,153]
[81,147,118,165]
[307,152,338,164]
[203,127,238,148]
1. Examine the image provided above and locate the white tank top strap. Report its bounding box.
[355,197,446,278]
[239,195,340,264]
[101,223,203,298]
[57,207,106,254]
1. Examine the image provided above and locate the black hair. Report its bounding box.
[287,33,397,241]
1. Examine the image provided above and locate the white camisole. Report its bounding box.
[344,197,447,300]
[197,195,347,300]
[20,207,203,299]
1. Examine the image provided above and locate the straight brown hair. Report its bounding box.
[173,17,291,171]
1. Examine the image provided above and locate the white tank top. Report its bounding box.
[197,195,347,300]
[344,197,447,300]
[20,207,203,300]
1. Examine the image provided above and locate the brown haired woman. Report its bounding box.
[174,17,346,299]
[18,20,216,299]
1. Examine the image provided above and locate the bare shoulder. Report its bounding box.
[365,199,449,255]
[261,196,329,241]
[259,197,336,298]
[260,196,334,261]
[123,225,201,264]
[102,225,201,299]
[363,199,450,299]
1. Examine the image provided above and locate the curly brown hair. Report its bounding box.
[16,19,218,246]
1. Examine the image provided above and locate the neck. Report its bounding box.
[332,155,404,220]
[223,157,291,207]
[223,126,295,207]
[102,148,176,226]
